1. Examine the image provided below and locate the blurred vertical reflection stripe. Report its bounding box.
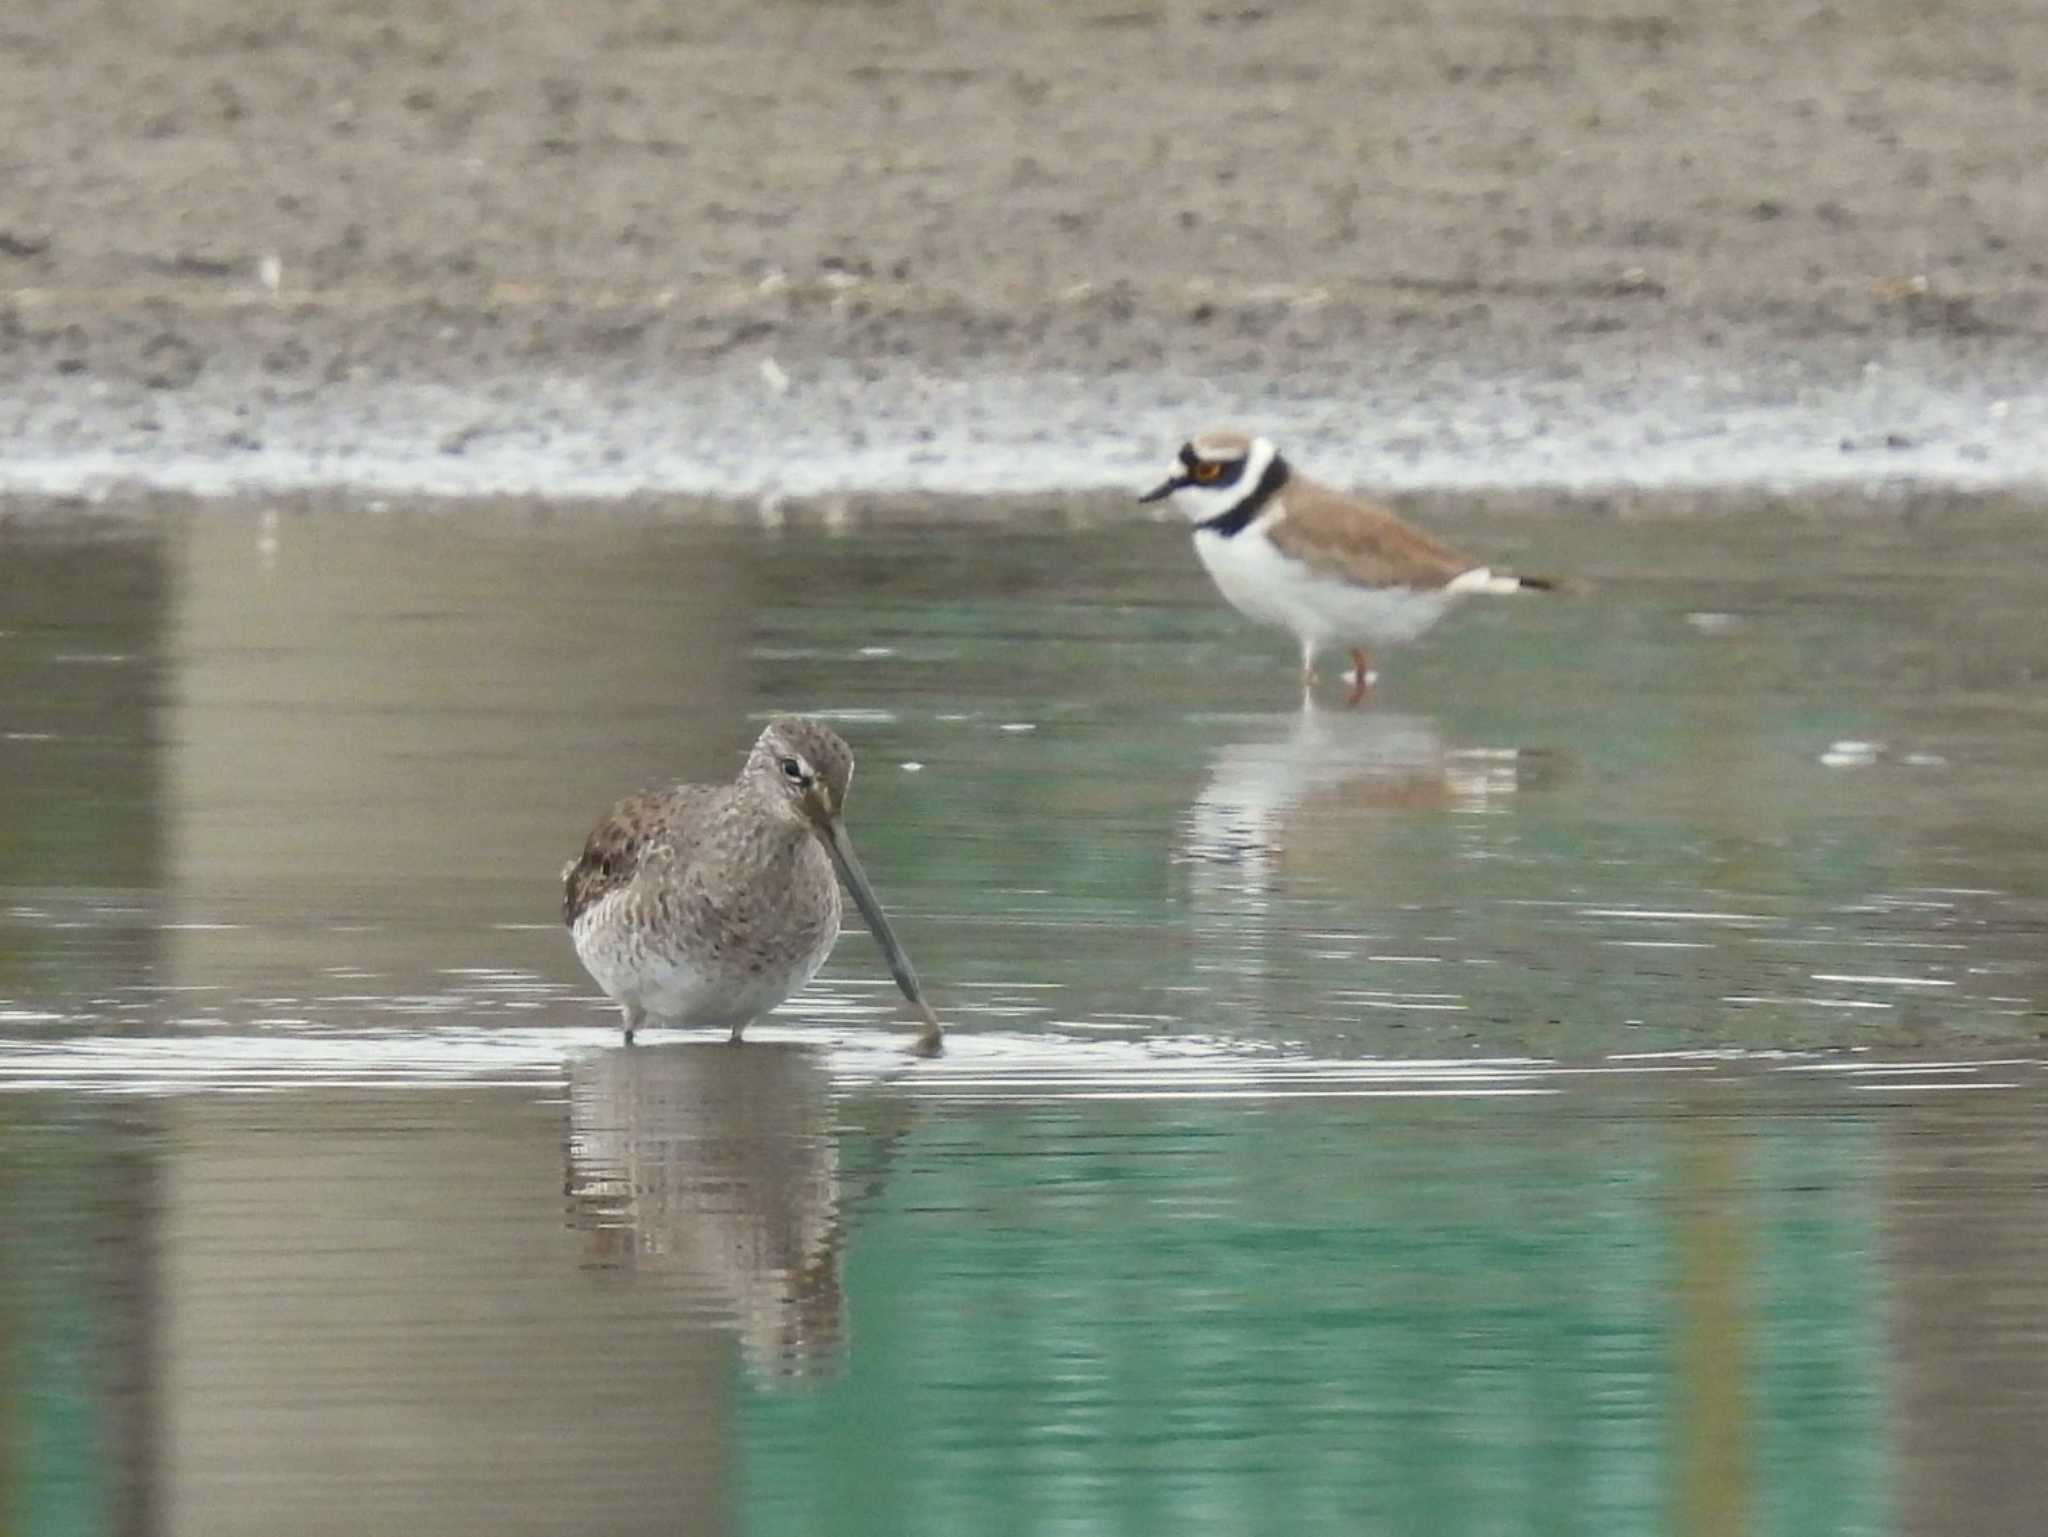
[0,528,168,1532]
[0,1103,161,1537]
[150,508,757,1534]
[161,505,753,958]
[0,524,168,1012]
[156,1091,730,1537]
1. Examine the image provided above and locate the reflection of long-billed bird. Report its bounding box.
[567,1044,846,1376]
[563,715,943,1052]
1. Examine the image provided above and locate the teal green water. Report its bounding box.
[743,1093,1884,1537]
[3,494,2047,1535]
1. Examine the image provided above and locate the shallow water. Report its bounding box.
[4,492,2047,1535]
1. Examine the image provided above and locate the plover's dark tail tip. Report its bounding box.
[1450,566,1576,597]
[1518,573,1594,596]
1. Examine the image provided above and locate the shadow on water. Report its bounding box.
[4,493,2048,1534]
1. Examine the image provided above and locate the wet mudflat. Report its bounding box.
[3,491,2047,1535]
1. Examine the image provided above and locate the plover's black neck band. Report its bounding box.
[1196,453,1289,537]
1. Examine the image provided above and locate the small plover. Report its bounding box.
[1142,429,1558,702]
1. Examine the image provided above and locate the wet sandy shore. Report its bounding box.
[3,0,2045,497]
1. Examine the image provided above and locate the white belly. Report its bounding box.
[1193,528,1452,648]
[571,889,840,1029]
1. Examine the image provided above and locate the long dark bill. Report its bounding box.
[1138,477,1183,503]
[821,819,945,1055]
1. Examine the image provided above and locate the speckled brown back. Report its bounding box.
[562,784,720,927]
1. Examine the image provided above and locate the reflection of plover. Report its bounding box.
[563,716,944,1054]
[1142,430,1559,703]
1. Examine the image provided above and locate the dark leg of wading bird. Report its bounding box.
[562,716,946,1056]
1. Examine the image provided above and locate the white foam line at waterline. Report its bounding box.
[1849,1081,2021,1093]
[1776,1058,2042,1074]
[0,1031,588,1089]
[8,350,2048,501]
[973,1088,1562,1102]
[859,1058,1744,1099]
[1580,908,1779,924]
[4,1031,2033,1098]
[1723,995,1894,1010]
[0,1028,1568,1100]
[0,1028,1362,1094]
[919,1070,1549,1090]
[1809,973,1956,988]
[10,427,2033,501]
[1607,1049,1823,1063]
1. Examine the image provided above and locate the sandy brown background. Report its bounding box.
[3,0,2045,494]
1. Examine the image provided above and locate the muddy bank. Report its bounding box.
[3,0,2045,497]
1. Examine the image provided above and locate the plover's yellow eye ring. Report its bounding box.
[1192,462,1223,483]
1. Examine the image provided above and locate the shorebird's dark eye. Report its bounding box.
[1192,461,1224,482]
[779,757,806,782]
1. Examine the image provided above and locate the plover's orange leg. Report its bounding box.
[1345,648,1373,708]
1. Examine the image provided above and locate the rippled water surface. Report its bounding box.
[4,492,2048,1535]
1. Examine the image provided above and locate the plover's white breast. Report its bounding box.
[1193,524,1452,647]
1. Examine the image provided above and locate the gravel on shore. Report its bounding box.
[4,0,2045,500]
